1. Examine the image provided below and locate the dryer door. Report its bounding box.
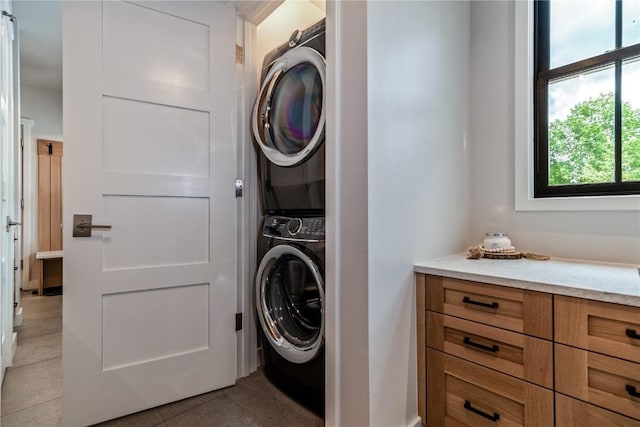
[256,244,324,364]
[252,46,325,167]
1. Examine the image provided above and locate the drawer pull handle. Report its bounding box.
[462,296,499,309]
[626,329,640,340]
[464,400,500,422]
[463,336,499,353]
[626,385,640,398]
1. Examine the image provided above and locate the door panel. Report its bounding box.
[102,196,209,270]
[63,1,237,425]
[102,97,210,178]
[102,283,210,370]
[102,1,210,90]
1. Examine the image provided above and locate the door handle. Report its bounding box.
[73,214,111,237]
[462,296,499,309]
[6,216,21,232]
[76,224,112,230]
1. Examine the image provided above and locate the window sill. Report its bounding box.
[515,193,640,212]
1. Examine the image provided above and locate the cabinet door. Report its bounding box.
[556,344,640,420]
[417,274,427,423]
[425,275,552,339]
[556,393,640,426]
[426,349,553,426]
[37,139,63,251]
[427,312,553,388]
[556,295,640,364]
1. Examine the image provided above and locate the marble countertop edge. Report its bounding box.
[414,253,640,307]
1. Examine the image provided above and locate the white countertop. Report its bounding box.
[415,253,640,307]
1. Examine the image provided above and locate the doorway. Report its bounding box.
[0,0,64,423]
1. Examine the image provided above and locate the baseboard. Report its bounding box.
[407,415,423,427]
[14,306,23,327]
[24,279,39,291]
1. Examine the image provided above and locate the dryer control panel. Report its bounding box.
[263,215,325,241]
[298,18,325,47]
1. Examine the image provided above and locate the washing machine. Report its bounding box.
[255,214,325,416]
[251,18,326,215]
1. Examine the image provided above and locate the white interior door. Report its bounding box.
[0,4,17,383]
[63,2,238,425]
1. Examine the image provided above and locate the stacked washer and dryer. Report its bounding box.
[251,18,326,416]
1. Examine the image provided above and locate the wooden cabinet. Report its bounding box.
[555,344,640,420]
[38,139,63,252]
[418,273,640,426]
[555,295,640,363]
[37,139,63,293]
[420,275,553,426]
[425,275,552,339]
[556,393,640,426]
[426,312,553,388]
[427,348,553,426]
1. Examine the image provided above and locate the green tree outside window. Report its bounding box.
[549,92,640,185]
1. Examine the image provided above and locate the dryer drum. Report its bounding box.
[252,46,326,168]
[256,245,325,364]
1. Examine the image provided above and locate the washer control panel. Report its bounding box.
[263,215,325,241]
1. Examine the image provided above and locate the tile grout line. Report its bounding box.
[0,395,62,418]
[17,332,62,345]
[157,396,213,423]
[8,354,62,370]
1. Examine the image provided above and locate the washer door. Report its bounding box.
[256,245,324,364]
[252,46,325,167]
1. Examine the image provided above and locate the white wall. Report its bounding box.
[328,1,471,425]
[470,1,640,265]
[21,84,63,140]
[367,2,471,426]
[326,1,371,425]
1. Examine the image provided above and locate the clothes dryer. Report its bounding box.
[255,215,325,415]
[252,18,326,215]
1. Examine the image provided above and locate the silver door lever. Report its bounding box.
[6,216,21,232]
[76,223,112,230]
[73,214,111,237]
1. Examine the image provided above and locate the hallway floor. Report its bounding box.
[1,292,323,426]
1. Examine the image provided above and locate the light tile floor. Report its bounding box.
[1,292,323,427]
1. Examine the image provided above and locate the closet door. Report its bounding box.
[63,2,237,425]
[37,139,62,251]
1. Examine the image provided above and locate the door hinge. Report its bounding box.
[13,302,17,308]
[235,179,243,198]
[13,266,18,271]
[235,313,243,331]
[20,198,23,209]
[236,44,243,64]
[20,259,23,270]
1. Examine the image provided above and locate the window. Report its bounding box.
[534,0,640,197]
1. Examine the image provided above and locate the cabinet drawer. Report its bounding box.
[556,344,640,420]
[425,275,552,339]
[426,349,553,426]
[556,393,640,426]
[426,312,553,388]
[556,296,640,364]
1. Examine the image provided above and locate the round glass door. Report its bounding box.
[256,245,324,364]
[252,47,326,167]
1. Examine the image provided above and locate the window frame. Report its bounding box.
[533,0,640,198]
